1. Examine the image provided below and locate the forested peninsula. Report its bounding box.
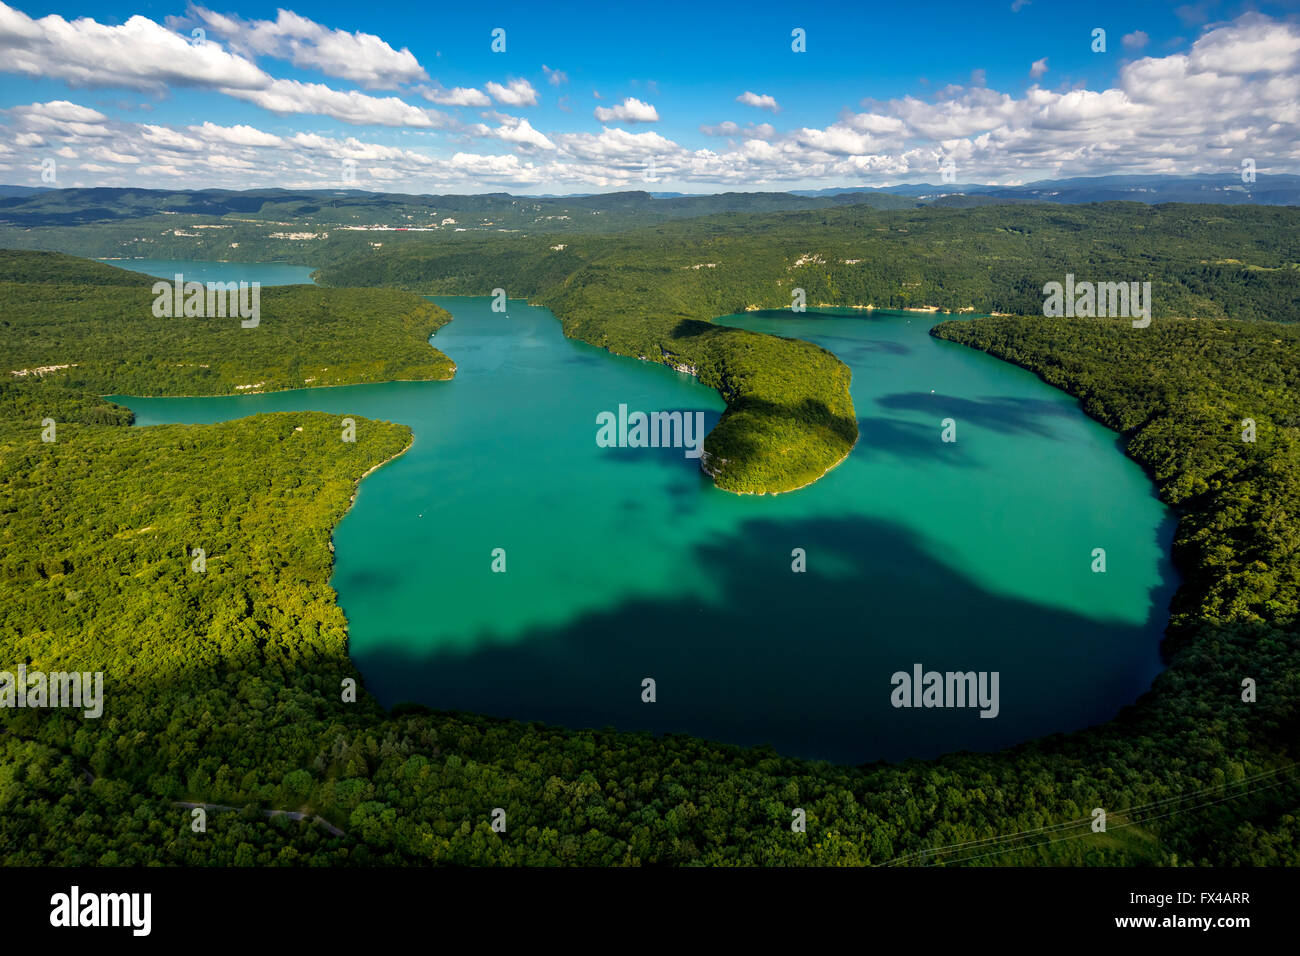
[322,240,861,495]
[0,250,456,397]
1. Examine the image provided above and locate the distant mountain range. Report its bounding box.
[791,173,1300,206]
[0,185,911,229]
[0,173,1294,231]
[0,185,51,199]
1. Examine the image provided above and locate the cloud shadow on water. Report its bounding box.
[875,392,1079,440]
[811,334,912,357]
[854,416,981,467]
[595,408,723,470]
[355,512,1178,767]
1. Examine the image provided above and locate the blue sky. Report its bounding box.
[1,0,1298,192]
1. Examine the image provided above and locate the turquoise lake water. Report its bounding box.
[108,261,1178,764]
[98,258,318,286]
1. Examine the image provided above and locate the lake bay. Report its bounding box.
[110,262,1178,763]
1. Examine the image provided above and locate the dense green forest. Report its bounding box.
[2,201,1298,865]
[6,199,1297,324]
[2,308,1297,865]
[0,250,455,395]
[316,201,1300,321]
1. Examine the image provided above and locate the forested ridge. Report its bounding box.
[0,250,456,395]
[315,202,1300,322]
[2,218,1298,865]
[0,185,917,232]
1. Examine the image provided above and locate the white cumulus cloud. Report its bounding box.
[593,97,659,123]
[221,78,450,128]
[486,78,539,106]
[1122,31,1149,51]
[0,2,269,91]
[492,116,556,150]
[186,7,427,88]
[736,91,779,112]
[419,84,492,107]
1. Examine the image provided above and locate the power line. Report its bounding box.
[880,761,1296,867]
[944,774,1296,867]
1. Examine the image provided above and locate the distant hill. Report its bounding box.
[0,186,917,229]
[1,175,1293,232]
[794,173,1300,206]
[0,185,50,199]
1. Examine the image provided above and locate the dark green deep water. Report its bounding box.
[114,269,1178,764]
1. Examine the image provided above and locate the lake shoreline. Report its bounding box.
[330,433,416,558]
[118,292,1175,764]
[104,368,455,407]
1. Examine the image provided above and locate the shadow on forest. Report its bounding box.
[724,395,860,441]
[669,319,715,339]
